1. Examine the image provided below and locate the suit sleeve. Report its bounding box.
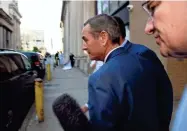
[156,66,173,131]
[141,49,173,130]
[88,74,131,131]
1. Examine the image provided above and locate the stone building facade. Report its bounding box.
[0,0,22,49]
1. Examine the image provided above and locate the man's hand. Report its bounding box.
[81,105,88,113]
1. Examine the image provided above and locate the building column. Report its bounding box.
[64,2,70,62]
[17,23,21,49]
[69,1,74,55]
[7,31,11,48]
[3,28,6,48]
[0,26,3,48]
[77,1,83,57]
[10,31,12,49]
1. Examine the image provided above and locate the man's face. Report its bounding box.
[144,1,187,58]
[82,24,106,60]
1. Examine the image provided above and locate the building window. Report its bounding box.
[109,1,118,13]
[125,25,130,40]
[97,0,110,14]
[97,1,129,15]
[96,0,130,40]
[97,0,102,14]
[102,1,109,14]
[119,1,127,6]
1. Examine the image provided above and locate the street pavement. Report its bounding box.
[25,67,88,131]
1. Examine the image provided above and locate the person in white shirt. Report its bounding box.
[172,86,187,131]
[58,51,64,66]
[90,60,103,73]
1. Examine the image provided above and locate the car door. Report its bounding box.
[10,54,36,130]
[0,55,12,131]
[0,54,23,131]
[21,54,36,103]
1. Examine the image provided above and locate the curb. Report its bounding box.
[19,104,35,131]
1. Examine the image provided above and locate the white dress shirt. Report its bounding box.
[104,39,127,63]
[172,86,187,131]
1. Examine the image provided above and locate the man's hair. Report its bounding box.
[84,14,121,44]
[113,16,126,39]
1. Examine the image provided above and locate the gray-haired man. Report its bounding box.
[82,14,172,131]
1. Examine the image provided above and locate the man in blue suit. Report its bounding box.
[82,14,173,131]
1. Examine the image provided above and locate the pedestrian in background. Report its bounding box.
[69,53,75,67]
[59,51,64,67]
[55,51,59,66]
[90,60,103,73]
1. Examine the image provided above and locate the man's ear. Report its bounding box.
[99,31,108,46]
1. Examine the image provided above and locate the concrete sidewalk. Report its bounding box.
[25,67,88,131]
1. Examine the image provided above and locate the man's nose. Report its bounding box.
[144,17,155,35]
[82,43,87,50]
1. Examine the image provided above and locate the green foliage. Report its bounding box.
[32,46,40,52]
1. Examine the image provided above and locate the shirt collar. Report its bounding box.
[104,46,121,63]
[120,39,128,47]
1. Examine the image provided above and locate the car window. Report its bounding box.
[0,58,9,82]
[0,55,18,73]
[10,54,25,70]
[31,55,39,62]
[21,52,32,62]
[0,55,19,81]
[22,52,32,59]
[21,55,32,70]
[0,58,8,73]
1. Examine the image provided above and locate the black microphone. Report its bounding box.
[52,93,91,131]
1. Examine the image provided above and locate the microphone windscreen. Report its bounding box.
[52,93,90,131]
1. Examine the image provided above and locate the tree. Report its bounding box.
[32,46,40,52]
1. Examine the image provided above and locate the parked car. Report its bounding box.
[19,51,46,79]
[0,49,37,131]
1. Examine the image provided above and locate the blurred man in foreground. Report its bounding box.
[143,1,187,130]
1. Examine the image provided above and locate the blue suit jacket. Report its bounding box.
[88,41,173,131]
